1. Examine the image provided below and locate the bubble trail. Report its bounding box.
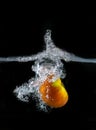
[0,29,96,111]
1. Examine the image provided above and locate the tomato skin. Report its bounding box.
[39,76,68,108]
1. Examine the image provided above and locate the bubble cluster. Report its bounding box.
[13,30,67,111]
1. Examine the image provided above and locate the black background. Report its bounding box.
[0,16,96,129]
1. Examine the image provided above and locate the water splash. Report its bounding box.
[0,29,96,111]
[14,31,66,111]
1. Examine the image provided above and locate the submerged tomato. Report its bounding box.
[39,75,68,108]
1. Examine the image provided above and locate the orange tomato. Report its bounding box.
[39,75,68,108]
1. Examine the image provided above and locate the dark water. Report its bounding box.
[0,17,96,129]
